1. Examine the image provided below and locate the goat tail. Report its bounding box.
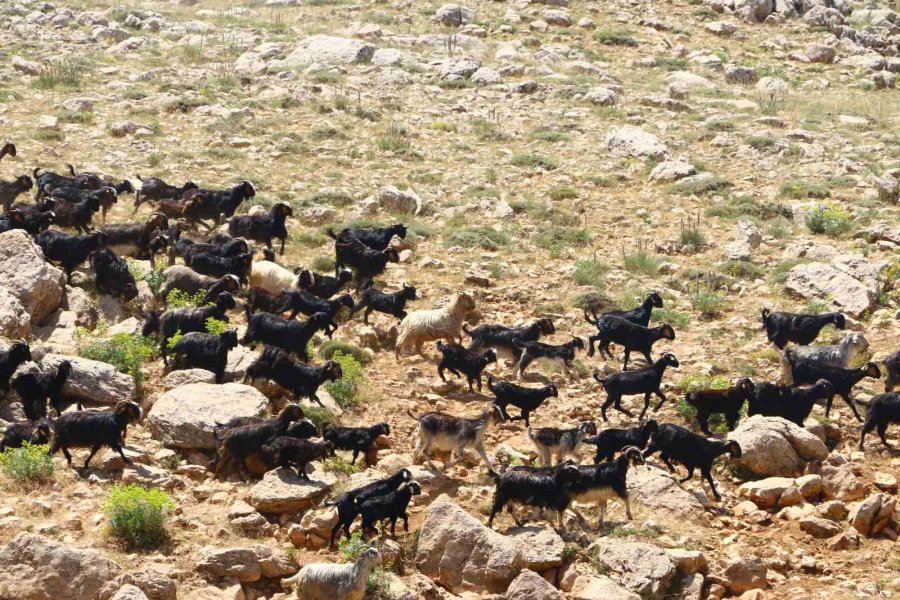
[141,310,161,337]
[487,375,495,392]
[33,167,42,178]
[760,307,771,327]
[407,408,421,421]
[325,227,337,240]
[67,164,77,177]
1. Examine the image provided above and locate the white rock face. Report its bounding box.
[271,35,375,69]
[593,540,677,599]
[147,383,269,449]
[602,126,667,160]
[731,416,829,477]
[0,229,66,326]
[42,354,136,405]
[248,467,335,514]
[649,160,696,182]
[627,465,708,518]
[0,287,30,338]
[785,262,875,317]
[433,4,474,26]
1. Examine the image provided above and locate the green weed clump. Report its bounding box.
[804,201,852,236]
[324,351,365,408]
[77,330,158,383]
[104,484,174,549]
[0,443,54,483]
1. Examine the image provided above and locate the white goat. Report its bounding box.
[779,332,869,384]
[249,260,300,294]
[395,292,476,359]
[282,548,380,600]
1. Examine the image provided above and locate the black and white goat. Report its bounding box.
[487,462,580,529]
[761,308,845,349]
[527,420,598,466]
[323,422,390,466]
[567,446,645,529]
[584,419,658,463]
[350,284,417,323]
[409,404,503,474]
[515,336,584,379]
[297,268,353,300]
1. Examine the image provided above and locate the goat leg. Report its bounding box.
[840,392,863,422]
[702,467,721,501]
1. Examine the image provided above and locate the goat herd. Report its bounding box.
[1,143,900,545]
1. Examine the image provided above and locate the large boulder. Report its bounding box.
[507,526,566,570]
[602,126,667,160]
[627,465,707,518]
[0,229,65,325]
[271,35,375,68]
[730,416,828,478]
[0,533,120,600]
[506,569,561,600]
[147,383,268,449]
[42,354,136,405]
[735,0,774,21]
[785,262,875,317]
[415,495,523,594]
[0,287,30,338]
[724,556,767,595]
[98,571,177,600]
[570,575,641,600]
[110,586,149,600]
[249,467,335,514]
[848,493,895,537]
[433,4,474,26]
[592,540,677,600]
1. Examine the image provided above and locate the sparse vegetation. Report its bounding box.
[104,485,174,549]
[805,201,852,236]
[324,351,365,408]
[573,259,609,287]
[0,443,54,483]
[623,241,665,277]
[76,329,158,384]
[689,284,726,318]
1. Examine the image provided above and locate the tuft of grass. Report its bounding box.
[531,128,571,142]
[165,289,208,308]
[623,241,665,277]
[594,30,638,46]
[205,317,229,335]
[668,176,732,196]
[550,186,578,201]
[781,180,830,199]
[804,201,852,236]
[679,214,706,249]
[324,456,361,477]
[573,259,609,287]
[705,195,792,221]
[746,136,777,151]
[534,226,591,251]
[312,256,336,273]
[444,227,510,250]
[720,261,763,279]
[104,484,174,549]
[324,351,365,408]
[33,58,84,89]
[0,443,54,483]
[511,154,558,171]
[319,340,371,365]
[689,284,726,318]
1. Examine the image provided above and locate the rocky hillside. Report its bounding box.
[0,0,899,599]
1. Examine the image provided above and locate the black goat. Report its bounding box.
[50,401,142,470]
[3,201,55,235]
[228,202,292,255]
[50,184,120,224]
[280,291,354,337]
[351,284,416,323]
[358,481,421,539]
[186,251,253,285]
[487,376,557,426]
[643,423,741,501]
[0,175,34,210]
[327,229,400,290]
[0,341,32,395]
[515,336,584,379]
[595,353,679,421]
[241,312,330,362]
[885,350,900,393]
[102,212,169,266]
[761,308,845,349]
[213,404,304,480]
[180,180,256,229]
[465,318,555,361]
[243,287,288,316]
[487,463,580,529]
[325,468,413,547]
[590,316,675,369]
[785,349,880,421]
[0,419,52,452]
[584,419,658,463]
[143,292,236,362]
[859,393,900,450]
[747,380,836,426]
[0,209,28,234]
[527,421,598,465]
[684,378,755,435]
[243,346,342,406]
[260,437,335,480]
[134,175,198,210]
[0,141,15,162]
[297,268,353,299]
[436,342,497,392]
[323,422,390,465]
[90,248,138,301]
[11,360,71,420]
[33,166,94,199]
[586,291,663,328]
[332,224,407,251]
[566,446,645,529]
[49,192,104,234]
[35,230,108,283]
[169,329,239,383]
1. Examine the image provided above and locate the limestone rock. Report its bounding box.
[799,516,842,538]
[42,354,136,405]
[415,495,523,593]
[272,35,375,68]
[110,585,149,600]
[593,540,677,599]
[848,493,896,537]
[785,262,874,317]
[602,126,667,160]
[248,467,335,514]
[433,4,474,27]
[570,575,641,600]
[506,569,561,600]
[731,416,829,477]
[0,287,30,339]
[0,533,120,600]
[377,186,423,214]
[0,230,66,325]
[196,547,261,583]
[627,465,707,518]
[507,526,566,570]
[147,383,269,449]
[163,368,216,390]
[723,556,767,595]
[649,160,696,182]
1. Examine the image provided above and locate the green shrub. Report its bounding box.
[653,306,690,328]
[573,259,609,287]
[205,317,229,335]
[302,406,334,431]
[550,186,578,201]
[338,533,390,595]
[531,129,571,143]
[143,269,165,297]
[767,216,792,239]
[534,227,591,250]
[679,216,706,248]
[746,136,777,151]
[781,181,830,199]
[0,443,54,483]
[103,484,174,549]
[804,201,852,236]
[318,340,371,365]
[77,331,157,383]
[511,154,558,171]
[705,195,792,221]
[623,242,664,277]
[720,260,763,279]
[166,288,208,308]
[33,58,83,89]
[324,351,365,408]
[444,227,510,250]
[689,284,726,318]
[324,456,361,476]
[312,256,336,272]
[668,176,732,196]
[594,30,638,46]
